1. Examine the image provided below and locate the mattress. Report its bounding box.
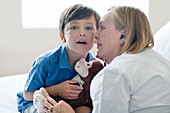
[0,74,27,113]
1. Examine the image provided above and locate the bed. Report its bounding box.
[0,74,27,113]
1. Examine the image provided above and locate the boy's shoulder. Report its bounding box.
[36,45,65,63]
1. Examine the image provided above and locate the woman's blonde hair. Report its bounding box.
[109,6,154,54]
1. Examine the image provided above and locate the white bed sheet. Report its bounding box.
[0,74,27,113]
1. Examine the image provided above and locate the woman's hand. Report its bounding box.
[42,95,75,113]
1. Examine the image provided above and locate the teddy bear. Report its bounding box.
[64,58,104,109]
[33,58,104,112]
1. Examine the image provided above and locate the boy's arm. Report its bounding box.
[45,80,83,99]
[23,90,34,101]
[23,86,55,101]
[23,83,63,101]
[23,80,83,101]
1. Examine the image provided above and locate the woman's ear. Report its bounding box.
[121,28,126,37]
[120,29,126,46]
[59,31,66,42]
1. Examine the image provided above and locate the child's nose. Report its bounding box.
[80,33,85,36]
[79,27,86,36]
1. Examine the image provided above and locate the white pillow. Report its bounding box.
[153,21,170,61]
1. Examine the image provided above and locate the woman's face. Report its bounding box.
[95,12,124,64]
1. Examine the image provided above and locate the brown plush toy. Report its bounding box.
[64,58,104,109]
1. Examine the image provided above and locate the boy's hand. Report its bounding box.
[55,80,83,99]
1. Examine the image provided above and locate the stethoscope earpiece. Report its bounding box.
[120,35,126,41]
[120,35,124,39]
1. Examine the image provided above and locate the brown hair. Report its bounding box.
[59,4,101,34]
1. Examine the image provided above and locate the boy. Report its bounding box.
[17,4,100,113]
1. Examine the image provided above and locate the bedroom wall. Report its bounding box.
[149,0,170,33]
[0,0,170,76]
[0,0,61,76]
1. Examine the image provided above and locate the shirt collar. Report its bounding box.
[59,45,72,69]
[58,45,95,69]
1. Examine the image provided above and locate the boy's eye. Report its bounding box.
[86,26,93,30]
[70,26,78,30]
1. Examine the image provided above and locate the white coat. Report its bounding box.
[91,48,170,113]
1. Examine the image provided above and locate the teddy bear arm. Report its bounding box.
[33,93,46,113]
[33,88,49,113]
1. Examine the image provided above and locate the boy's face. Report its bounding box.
[63,16,97,57]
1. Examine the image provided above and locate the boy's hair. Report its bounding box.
[109,6,154,54]
[59,4,100,34]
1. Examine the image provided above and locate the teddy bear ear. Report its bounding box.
[80,58,85,62]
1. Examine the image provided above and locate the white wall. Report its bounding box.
[149,0,170,33]
[0,0,170,76]
[0,0,62,76]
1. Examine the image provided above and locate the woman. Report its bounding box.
[42,6,170,113]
